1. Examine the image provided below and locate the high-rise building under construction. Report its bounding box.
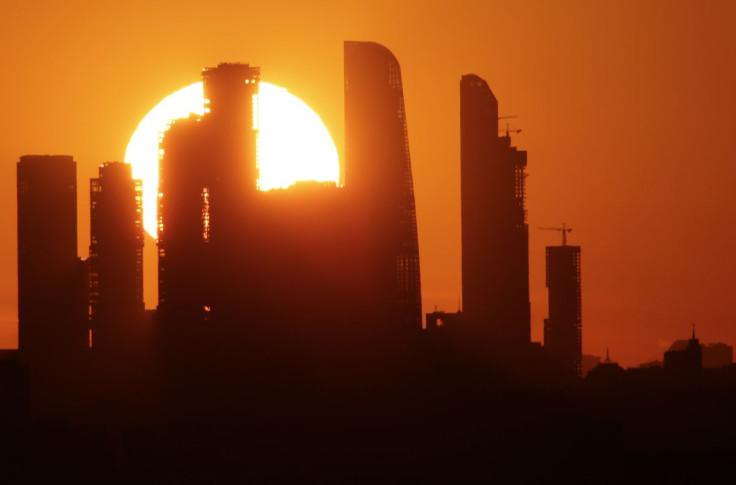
[460,74,530,347]
[544,244,582,377]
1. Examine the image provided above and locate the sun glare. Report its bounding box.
[124,82,340,237]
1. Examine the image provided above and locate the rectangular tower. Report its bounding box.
[460,74,530,347]
[17,155,88,368]
[158,63,259,327]
[544,245,582,377]
[89,162,144,354]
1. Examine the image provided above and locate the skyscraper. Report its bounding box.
[17,155,88,368]
[460,74,530,347]
[89,162,144,354]
[158,63,260,327]
[543,244,582,377]
[344,41,422,331]
[157,48,422,364]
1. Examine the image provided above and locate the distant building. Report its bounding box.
[543,244,582,377]
[702,343,733,369]
[89,162,144,354]
[625,364,665,389]
[667,340,690,351]
[17,155,88,369]
[664,329,702,382]
[581,354,602,377]
[460,74,530,348]
[665,339,731,369]
[425,311,463,331]
[584,350,626,388]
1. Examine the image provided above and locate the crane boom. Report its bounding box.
[538,222,573,246]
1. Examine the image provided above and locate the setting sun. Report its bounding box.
[125,81,340,237]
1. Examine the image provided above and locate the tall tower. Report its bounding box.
[158,63,260,326]
[344,41,422,331]
[89,162,144,354]
[460,74,530,347]
[17,155,88,368]
[543,244,582,377]
[158,113,209,324]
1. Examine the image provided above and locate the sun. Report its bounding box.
[125,82,340,237]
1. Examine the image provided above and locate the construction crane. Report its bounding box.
[498,115,521,137]
[499,123,522,137]
[539,222,573,246]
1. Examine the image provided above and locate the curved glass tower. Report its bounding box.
[344,41,422,331]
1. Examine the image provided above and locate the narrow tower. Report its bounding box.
[89,162,144,354]
[460,75,530,347]
[344,41,422,331]
[17,155,88,368]
[543,237,582,378]
[157,63,260,326]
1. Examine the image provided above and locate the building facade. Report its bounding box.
[157,48,423,357]
[158,63,260,328]
[89,162,144,354]
[460,74,530,347]
[344,41,422,332]
[664,329,702,382]
[17,155,88,368]
[544,245,583,377]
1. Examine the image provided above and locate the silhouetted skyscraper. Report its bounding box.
[89,162,144,353]
[156,50,422,377]
[344,41,422,330]
[158,63,260,326]
[460,75,530,346]
[17,155,88,368]
[543,244,582,377]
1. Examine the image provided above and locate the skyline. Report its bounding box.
[1,1,736,366]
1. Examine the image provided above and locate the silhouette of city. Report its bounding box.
[2,41,736,481]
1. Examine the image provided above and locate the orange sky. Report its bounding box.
[1,0,734,367]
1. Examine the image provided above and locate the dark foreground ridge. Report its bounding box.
[3,347,736,482]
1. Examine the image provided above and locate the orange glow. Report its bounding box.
[124,82,339,237]
[1,2,735,367]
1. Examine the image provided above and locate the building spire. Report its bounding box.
[605,346,610,363]
[692,323,696,340]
